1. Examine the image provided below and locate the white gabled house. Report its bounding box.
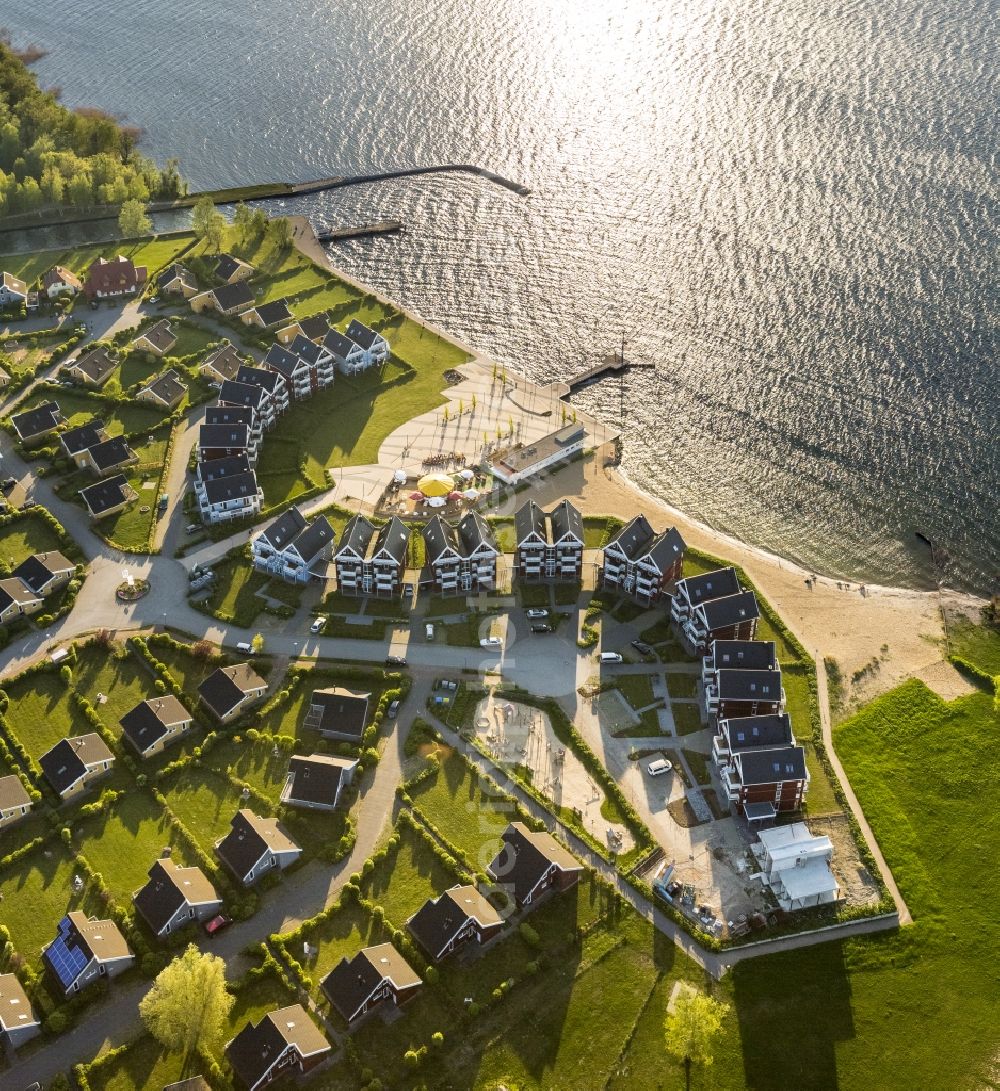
[193,453,263,524]
[250,507,335,584]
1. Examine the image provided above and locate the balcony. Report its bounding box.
[720,767,740,802]
[711,735,729,764]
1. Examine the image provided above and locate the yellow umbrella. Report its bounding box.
[417,473,454,497]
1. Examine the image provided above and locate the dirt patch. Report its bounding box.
[810,813,883,907]
[667,798,707,828]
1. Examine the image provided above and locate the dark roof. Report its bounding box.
[214,253,250,281]
[140,369,187,406]
[407,885,502,958]
[457,511,497,555]
[199,423,251,452]
[644,526,686,570]
[338,514,376,558]
[197,453,252,481]
[84,255,146,296]
[157,263,197,292]
[514,500,546,543]
[198,663,266,717]
[263,343,301,379]
[715,668,783,703]
[12,400,61,440]
[60,419,106,456]
[40,734,113,794]
[200,343,244,380]
[323,328,359,359]
[487,822,581,903]
[372,517,409,563]
[710,640,778,672]
[699,590,760,631]
[202,470,259,506]
[236,364,283,395]
[307,688,369,740]
[297,314,330,341]
[257,507,307,551]
[89,436,137,472]
[606,514,655,558]
[290,516,334,563]
[133,861,194,934]
[212,281,254,312]
[421,515,457,563]
[119,696,191,754]
[79,475,132,516]
[134,320,176,354]
[12,551,75,593]
[549,499,583,543]
[321,945,420,1022]
[227,1006,327,1089]
[71,345,117,384]
[216,809,298,879]
[737,745,807,785]
[289,333,322,366]
[678,566,742,606]
[724,713,794,751]
[206,404,255,428]
[218,379,266,411]
[283,754,356,808]
[345,319,381,350]
[252,299,292,326]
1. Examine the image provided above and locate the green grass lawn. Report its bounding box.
[0,669,91,759]
[781,665,839,816]
[17,386,164,437]
[0,510,65,565]
[0,839,103,966]
[161,767,261,856]
[204,734,287,803]
[76,792,186,903]
[359,823,462,930]
[196,558,269,626]
[146,640,225,699]
[72,644,157,737]
[297,898,391,999]
[256,667,388,746]
[613,673,655,710]
[78,1032,195,1091]
[669,703,703,735]
[664,672,698,699]
[949,616,1000,674]
[0,234,193,288]
[96,464,164,551]
[408,750,520,869]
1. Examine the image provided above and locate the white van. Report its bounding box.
[425,622,435,641]
[647,758,672,776]
[235,641,254,655]
[600,651,623,664]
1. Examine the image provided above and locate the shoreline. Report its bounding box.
[293,215,985,703]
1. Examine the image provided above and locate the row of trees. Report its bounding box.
[0,38,186,216]
[189,195,290,253]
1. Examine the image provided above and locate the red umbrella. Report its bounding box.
[448,491,463,500]
[409,491,424,500]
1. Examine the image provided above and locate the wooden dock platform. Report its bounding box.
[316,220,405,243]
[567,355,655,393]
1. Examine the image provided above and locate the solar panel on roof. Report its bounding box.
[45,918,88,988]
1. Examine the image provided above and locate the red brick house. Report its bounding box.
[83,256,147,300]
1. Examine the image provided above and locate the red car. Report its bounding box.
[204,914,232,937]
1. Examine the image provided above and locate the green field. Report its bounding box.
[194,557,270,627]
[72,645,157,737]
[17,386,164,437]
[147,640,228,698]
[359,822,462,930]
[0,235,193,288]
[0,669,92,759]
[161,767,260,856]
[0,510,65,565]
[204,735,288,803]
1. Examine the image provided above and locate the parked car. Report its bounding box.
[647,758,672,776]
[531,624,553,634]
[480,636,503,649]
[204,914,231,936]
[425,622,435,641]
[311,616,326,633]
[435,679,458,691]
[387,700,400,719]
[235,641,255,655]
[631,640,653,656]
[147,295,159,305]
[525,608,549,619]
[385,655,408,668]
[600,651,623,664]
[185,523,200,534]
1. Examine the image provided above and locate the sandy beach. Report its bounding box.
[293,217,985,708]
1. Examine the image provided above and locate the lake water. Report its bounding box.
[6,0,998,592]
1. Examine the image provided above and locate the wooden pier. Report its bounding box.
[567,354,655,393]
[316,220,405,243]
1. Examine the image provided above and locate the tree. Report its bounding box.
[266,216,291,250]
[233,202,254,248]
[191,195,226,251]
[664,990,729,1090]
[118,198,151,238]
[139,945,233,1058]
[251,632,265,654]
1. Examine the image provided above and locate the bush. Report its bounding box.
[519,922,541,948]
[423,964,439,985]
